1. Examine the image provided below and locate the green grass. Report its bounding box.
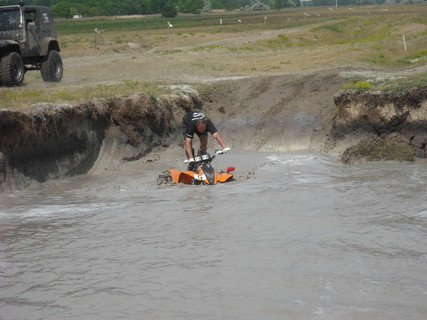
[312,22,346,33]
[341,70,427,92]
[342,81,372,90]
[398,50,427,64]
[1,4,426,109]
[372,72,427,91]
[0,81,172,109]
[192,44,221,51]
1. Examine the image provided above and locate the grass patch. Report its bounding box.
[226,44,256,52]
[123,79,141,87]
[312,22,346,33]
[398,49,427,64]
[56,90,76,100]
[158,49,183,55]
[265,36,289,49]
[194,83,214,102]
[369,72,427,91]
[0,91,19,105]
[362,52,390,64]
[0,81,172,109]
[342,81,372,90]
[191,60,226,72]
[341,71,427,92]
[193,44,221,51]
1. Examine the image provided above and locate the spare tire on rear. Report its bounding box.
[0,52,25,86]
[41,50,63,83]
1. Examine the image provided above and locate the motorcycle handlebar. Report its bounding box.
[184,149,226,163]
[214,149,224,156]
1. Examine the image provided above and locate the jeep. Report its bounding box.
[0,1,63,86]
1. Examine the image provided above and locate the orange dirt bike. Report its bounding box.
[169,150,235,185]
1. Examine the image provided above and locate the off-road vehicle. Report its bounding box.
[0,1,63,86]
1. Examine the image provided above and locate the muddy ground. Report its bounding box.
[1,64,426,192]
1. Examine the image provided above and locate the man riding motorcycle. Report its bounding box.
[182,111,230,170]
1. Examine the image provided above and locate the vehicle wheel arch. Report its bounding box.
[40,38,60,56]
[0,43,22,57]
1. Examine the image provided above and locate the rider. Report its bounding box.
[182,111,230,170]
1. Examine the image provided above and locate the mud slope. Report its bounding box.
[1,69,426,191]
[201,70,345,152]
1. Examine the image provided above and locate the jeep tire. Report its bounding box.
[41,50,63,83]
[0,52,25,86]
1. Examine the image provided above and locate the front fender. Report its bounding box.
[0,40,21,55]
[0,39,19,48]
[40,38,60,56]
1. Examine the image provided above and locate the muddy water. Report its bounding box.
[1,150,426,320]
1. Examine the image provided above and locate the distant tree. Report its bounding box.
[274,0,284,9]
[161,1,178,18]
[178,0,204,14]
[282,0,300,6]
[146,0,168,14]
[51,1,73,18]
[6,0,295,16]
[211,0,225,9]
[32,0,52,6]
[219,0,251,10]
[202,0,213,12]
[312,0,336,5]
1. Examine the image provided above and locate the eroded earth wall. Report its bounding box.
[328,85,427,157]
[1,74,426,191]
[0,93,197,191]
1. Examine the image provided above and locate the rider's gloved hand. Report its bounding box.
[222,147,231,153]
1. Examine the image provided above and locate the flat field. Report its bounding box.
[1,5,426,109]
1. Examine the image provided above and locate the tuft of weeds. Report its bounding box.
[192,44,221,51]
[342,81,372,90]
[159,49,183,55]
[123,79,141,87]
[190,60,226,72]
[0,91,19,106]
[56,90,76,100]
[149,95,158,105]
[313,22,345,33]
[194,83,214,102]
[22,91,43,99]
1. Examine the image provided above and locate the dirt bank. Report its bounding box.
[328,85,427,157]
[1,69,426,191]
[0,93,197,191]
